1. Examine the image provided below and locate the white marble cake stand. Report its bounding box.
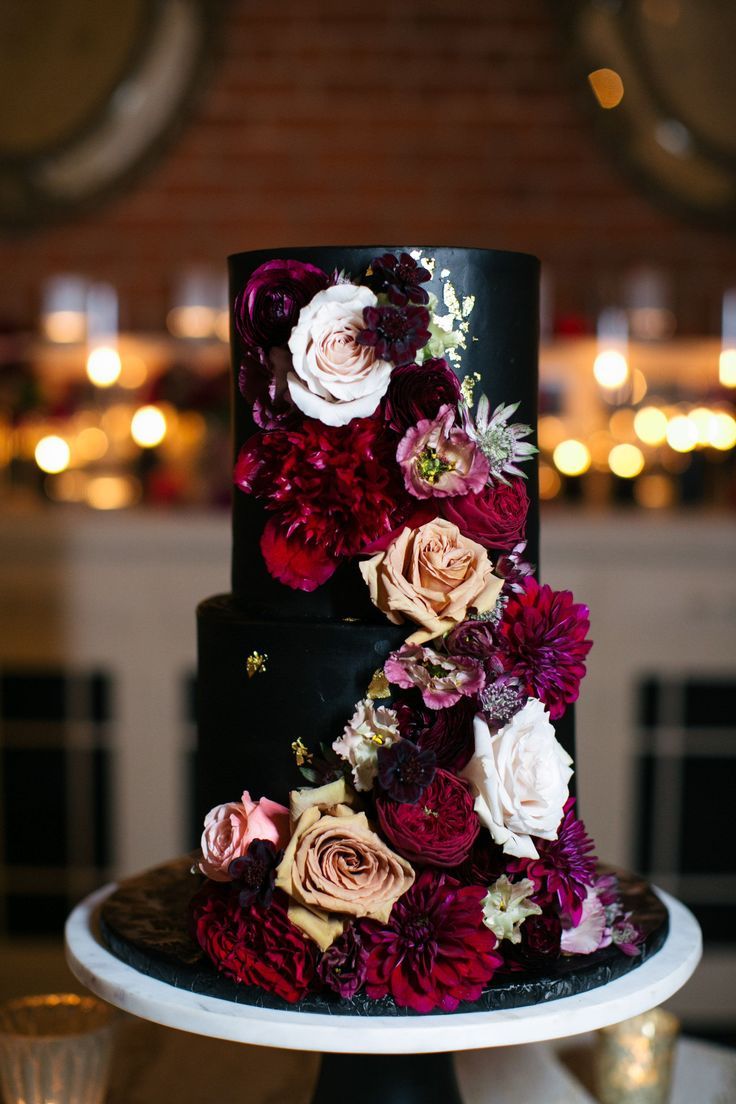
[65,884,701,1104]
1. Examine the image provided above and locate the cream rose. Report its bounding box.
[275,778,414,949]
[462,699,573,860]
[359,517,502,644]
[198,791,289,882]
[287,284,393,425]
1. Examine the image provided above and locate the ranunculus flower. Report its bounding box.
[442,477,530,551]
[397,405,490,499]
[395,695,476,772]
[383,358,461,434]
[332,699,400,792]
[275,779,414,950]
[462,699,573,860]
[198,791,290,882]
[359,518,502,644]
[191,885,317,1003]
[384,643,485,709]
[445,619,499,663]
[377,768,480,868]
[235,258,328,348]
[287,284,393,426]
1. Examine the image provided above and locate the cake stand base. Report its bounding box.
[312,1053,461,1104]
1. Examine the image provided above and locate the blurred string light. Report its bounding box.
[710,411,736,450]
[634,406,668,446]
[608,443,645,479]
[167,267,227,341]
[539,463,562,500]
[85,475,141,510]
[35,435,70,474]
[553,439,591,477]
[86,283,121,388]
[720,289,736,388]
[594,307,629,392]
[41,274,88,343]
[588,68,624,109]
[666,414,698,453]
[131,405,167,448]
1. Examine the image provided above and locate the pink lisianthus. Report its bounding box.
[384,643,485,709]
[397,405,490,499]
[198,791,290,882]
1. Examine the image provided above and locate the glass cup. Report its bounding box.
[595,1007,680,1104]
[0,993,119,1104]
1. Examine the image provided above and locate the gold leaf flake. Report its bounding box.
[291,737,313,767]
[246,651,268,678]
[366,668,391,700]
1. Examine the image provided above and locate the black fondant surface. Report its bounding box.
[228,246,540,616]
[196,596,409,814]
[100,857,668,1018]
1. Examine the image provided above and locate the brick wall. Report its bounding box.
[1,0,734,334]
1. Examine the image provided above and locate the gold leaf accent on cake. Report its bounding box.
[291,738,313,767]
[246,651,268,678]
[460,372,482,406]
[367,668,391,700]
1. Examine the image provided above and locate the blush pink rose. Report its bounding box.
[359,517,502,644]
[198,791,290,882]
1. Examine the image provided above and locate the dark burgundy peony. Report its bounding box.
[228,839,282,910]
[238,346,293,429]
[377,739,436,804]
[376,768,479,868]
[360,870,502,1012]
[234,416,409,590]
[496,576,593,719]
[442,477,530,552]
[395,696,476,772]
[366,251,432,306]
[445,620,498,664]
[383,358,462,434]
[357,304,431,366]
[192,886,317,1003]
[507,798,596,925]
[520,913,562,959]
[234,258,328,348]
[316,925,368,1000]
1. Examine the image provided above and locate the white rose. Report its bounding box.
[287,284,393,426]
[332,699,399,792]
[461,698,572,859]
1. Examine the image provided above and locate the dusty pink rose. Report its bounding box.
[397,405,490,499]
[359,517,502,644]
[384,643,486,709]
[198,791,290,882]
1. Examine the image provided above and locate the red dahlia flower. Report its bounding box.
[497,576,592,719]
[360,870,502,1012]
[234,416,409,590]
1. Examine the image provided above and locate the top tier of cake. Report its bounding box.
[229,245,540,621]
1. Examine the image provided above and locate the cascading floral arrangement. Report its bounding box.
[190,252,644,1011]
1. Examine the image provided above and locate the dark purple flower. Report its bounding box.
[317,925,368,999]
[228,839,282,910]
[377,739,436,804]
[357,304,431,366]
[497,576,593,720]
[383,358,462,435]
[394,696,476,772]
[494,542,535,595]
[445,620,498,663]
[521,913,562,959]
[360,870,502,1012]
[366,252,432,306]
[234,258,328,349]
[238,346,294,429]
[507,799,596,925]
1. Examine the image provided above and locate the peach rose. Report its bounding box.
[198,791,290,882]
[359,517,502,644]
[287,284,393,425]
[275,779,414,949]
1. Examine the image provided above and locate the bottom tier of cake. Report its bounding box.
[100,857,668,1018]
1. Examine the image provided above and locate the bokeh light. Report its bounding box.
[634,406,668,446]
[588,68,624,109]
[666,414,698,453]
[131,405,167,448]
[608,443,645,479]
[593,349,629,389]
[539,463,562,500]
[85,475,141,510]
[707,411,736,451]
[35,435,71,474]
[719,350,736,388]
[553,439,591,477]
[86,346,122,388]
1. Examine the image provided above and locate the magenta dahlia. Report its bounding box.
[496,576,592,719]
[507,798,596,925]
[360,870,503,1012]
[234,416,409,590]
[357,304,431,365]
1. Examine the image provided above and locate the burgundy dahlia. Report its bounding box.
[234,258,328,348]
[507,798,596,925]
[317,925,368,1000]
[442,477,530,552]
[520,913,562,960]
[192,887,317,1004]
[366,251,432,306]
[376,768,480,868]
[377,739,436,804]
[234,416,409,590]
[496,576,592,719]
[360,870,502,1012]
[228,838,282,910]
[394,696,476,772]
[383,358,462,434]
[357,304,431,365]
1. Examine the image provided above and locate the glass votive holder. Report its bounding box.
[0,993,119,1104]
[595,1007,680,1104]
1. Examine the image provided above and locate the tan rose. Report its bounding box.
[275,778,414,950]
[359,517,502,644]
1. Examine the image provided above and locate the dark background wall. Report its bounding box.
[1,0,734,333]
